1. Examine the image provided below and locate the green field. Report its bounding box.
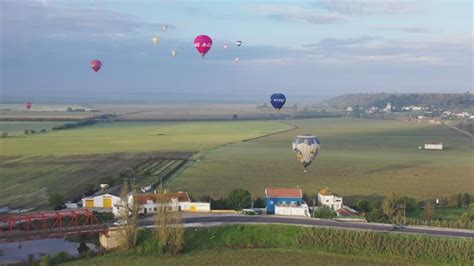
[1,121,291,156]
[0,120,290,208]
[68,248,427,266]
[169,118,474,200]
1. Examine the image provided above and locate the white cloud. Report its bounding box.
[256,4,344,24]
[317,0,422,15]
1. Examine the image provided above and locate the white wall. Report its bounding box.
[424,144,443,150]
[180,202,211,212]
[275,205,309,217]
[82,194,121,209]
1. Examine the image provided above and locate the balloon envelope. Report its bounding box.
[25,101,31,109]
[162,25,168,31]
[91,60,102,72]
[292,135,320,171]
[234,57,239,63]
[194,35,213,57]
[236,40,242,46]
[152,36,159,44]
[270,93,286,110]
[224,44,229,49]
[171,50,177,57]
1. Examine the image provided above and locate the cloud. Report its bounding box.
[256,4,344,24]
[0,1,174,40]
[373,26,430,33]
[316,0,422,15]
[301,35,472,66]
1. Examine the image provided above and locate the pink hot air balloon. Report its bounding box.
[25,101,31,110]
[194,35,213,58]
[91,60,102,72]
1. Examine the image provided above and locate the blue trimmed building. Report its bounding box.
[265,187,304,214]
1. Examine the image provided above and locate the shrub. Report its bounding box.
[314,206,336,219]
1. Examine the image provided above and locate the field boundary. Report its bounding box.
[444,123,474,139]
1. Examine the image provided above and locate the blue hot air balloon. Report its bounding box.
[270,93,286,111]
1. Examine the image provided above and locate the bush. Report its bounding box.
[314,206,336,219]
[355,200,371,212]
[48,193,64,210]
[227,189,251,211]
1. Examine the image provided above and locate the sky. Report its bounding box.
[1,0,473,103]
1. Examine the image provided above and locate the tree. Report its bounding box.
[232,114,238,120]
[49,193,64,210]
[366,201,389,223]
[155,187,184,255]
[24,129,30,135]
[314,206,336,219]
[461,193,471,206]
[424,200,435,220]
[0,132,7,138]
[227,189,251,211]
[355,200,371,213]
[382,193,405,224]
[253,197,265,208]
[117,180,139,251]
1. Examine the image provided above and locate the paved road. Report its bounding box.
[140,213,474,239]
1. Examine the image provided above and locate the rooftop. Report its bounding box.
[134,191,191,205]
[265,188,302,198]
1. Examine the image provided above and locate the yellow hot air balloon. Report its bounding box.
[152,36,159,44]
[292,135,320,172]
[171,50,177,57]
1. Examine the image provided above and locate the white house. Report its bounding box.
[318,188,343,211]
[112,191,210,217]
[424,142,443,150]
[275,204,310,217]
[82,186,122,209]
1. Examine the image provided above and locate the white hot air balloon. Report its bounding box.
[234,57,239,63]
[292,135,320,173]
[162,25,168,31]
[171,50,177,57]
[224,44,229,49]
[236,40,242,47]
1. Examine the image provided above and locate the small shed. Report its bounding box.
[424,142,443,150]
[265,188,304,214]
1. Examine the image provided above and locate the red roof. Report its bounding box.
[134,191,191,205]
[265,188,302,198]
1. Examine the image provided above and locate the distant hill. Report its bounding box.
[323,93,473,109]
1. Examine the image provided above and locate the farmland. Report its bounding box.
[169,118,474,200]
[0,120,291,209]
[0,121,67,135]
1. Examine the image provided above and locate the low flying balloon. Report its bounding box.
[234,57,239,63]
[25,101,31,110]
[171,50,177,57]
[152,36,159,44]
[91,60,102,72]
[162,25,168,31]
[194,35,213,58]
[292,135,320,173]
[236,40,242,47]
[270,93,286,111]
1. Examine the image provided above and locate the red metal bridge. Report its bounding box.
[0,209,108,243]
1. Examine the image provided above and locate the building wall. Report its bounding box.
[266,197,304,214]
[180,202,210,212]
[424,144,443,150]
[82,194,121,209]
[318,194,343,211]
[275,205,309,217]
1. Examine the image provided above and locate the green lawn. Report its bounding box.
[67,248,429,266]
[169,118,474,200]
[0,121,291,156]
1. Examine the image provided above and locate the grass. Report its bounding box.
[169,118,474,200]
[409,207,469,221]
[0,121,291,156]
[67,248,429,266]
[0,120,289,209]
[67,224,472,265]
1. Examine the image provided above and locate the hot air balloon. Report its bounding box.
[25,101,31,110]
[236,40,242,47]
[152,36,159,44]
[292,135,320,173]
[270,93,286,111]
[91,60,102,72]
[162,25,168,31]
[171,50,177,57]
[224,44,229,49]
[234,57,239,63]
[194,35,213,58]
